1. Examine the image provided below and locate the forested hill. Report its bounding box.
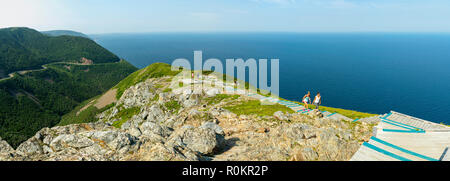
[0,27,119,74]
[41,30,89,38]
[0,27,137,148]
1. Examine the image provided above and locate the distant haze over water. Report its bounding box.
[92,33,450,124]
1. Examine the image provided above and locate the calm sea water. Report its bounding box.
[92,33,450,124]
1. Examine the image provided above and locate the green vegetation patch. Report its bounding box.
[152,94,160,102]
[164,100,181,112]
[111,106,141,128]
[115,63,181,99]
[224,100,294,117]
[204,94,240,105]
[60,103,115,126]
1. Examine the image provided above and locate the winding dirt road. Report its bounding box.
[0,61,90,82]
[0,65,48,82]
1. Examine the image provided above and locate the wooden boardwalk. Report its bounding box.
[351,111,450,161]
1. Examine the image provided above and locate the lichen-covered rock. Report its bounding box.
[123,142,198,161]
[0,137,14,154]
[49,134,94,151]
[0,137,14,160]
[166,125,218,155]
[15,138,44,157]
[200,122,224,135]
[117,80,156,108]
[139,121,172,138]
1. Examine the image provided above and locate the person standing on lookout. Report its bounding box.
[314,92,322,110]
[302,91,311,110]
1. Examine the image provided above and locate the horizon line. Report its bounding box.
[87,31,450,36]
[3,26,450,35]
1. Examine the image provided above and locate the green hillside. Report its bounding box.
[0,27,119,74]
[0,27,137,148]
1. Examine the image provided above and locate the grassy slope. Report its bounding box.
[204,94,240,105]
[224,100,295,117]
[57,95,115,126]
[115,62,181,99]
[60,62,182,127]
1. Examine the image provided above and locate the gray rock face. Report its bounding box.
[0,137,14,153]
[139,121,172,138]
[200,122,225,135]
[274,111,289,121]
[145,105,166,123]
[118,80,156,108]
[16,138,44,156]
[181,93,200,108]
[166,126,218,155]
[302,147,319,160]
[284,123,316,141]
[0,119,223,161]
[50,134,94,151]
[0,137,14,160]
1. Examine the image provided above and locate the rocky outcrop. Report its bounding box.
[0,74,376,161]
[0,120,222,161]
[210,108,371,161]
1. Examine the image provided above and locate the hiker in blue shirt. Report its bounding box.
[302,91,311,110]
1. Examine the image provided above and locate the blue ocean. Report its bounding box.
[91,33,450,124]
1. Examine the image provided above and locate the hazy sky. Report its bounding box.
[1,0,450,34]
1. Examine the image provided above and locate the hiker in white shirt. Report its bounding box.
[313,92,322,110]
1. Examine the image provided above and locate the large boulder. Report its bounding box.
[49,134,94,151]
[166,125,220,155]
[0,137,14,160]
[15,138,44,156]
[118,81,157,108]
[86,131,136,151]
[0,137,14,154]
[139,121,172,138]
